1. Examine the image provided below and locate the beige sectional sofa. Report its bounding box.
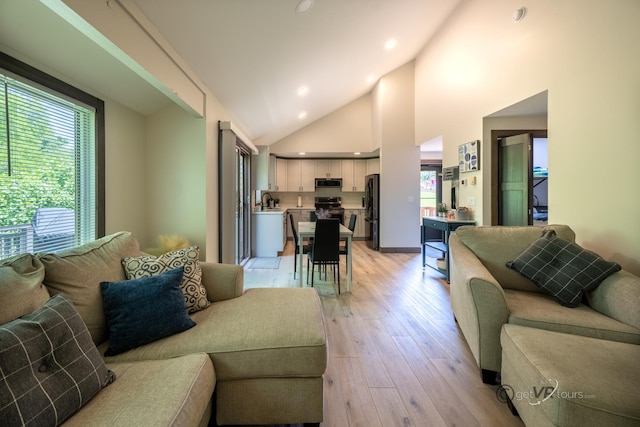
[449,225,640,426]
[0,231,327,426]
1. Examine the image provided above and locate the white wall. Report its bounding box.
[145,104,206,252]
[415,0,640,273]
[40,0,243,260]
[103,101,148,241]
[270,94,373,155]
[375,62,420,250]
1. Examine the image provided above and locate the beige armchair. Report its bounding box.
[449,225,640,384]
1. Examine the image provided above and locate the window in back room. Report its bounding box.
[420,162,441,220]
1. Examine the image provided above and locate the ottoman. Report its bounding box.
[500,324,640,427]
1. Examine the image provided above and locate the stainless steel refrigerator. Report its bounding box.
[364,174,380,250]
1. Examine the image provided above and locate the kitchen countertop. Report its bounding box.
[254,205,366,212]
[278,205,365,210]
[253,208,284,214]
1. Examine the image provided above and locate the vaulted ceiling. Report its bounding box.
[0,0,463,147]
[131,0,462,145]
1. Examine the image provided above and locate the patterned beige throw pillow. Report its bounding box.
[122,246,210,313]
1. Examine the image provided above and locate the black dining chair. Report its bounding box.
[307,218,341,293]
[339,213,356,261]
[289,213,311,279]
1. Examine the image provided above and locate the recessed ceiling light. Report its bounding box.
[295,0,315,14]
[297,86,309,97]
[298,111,307,120]
[512,7,527,22]
[299,152,306,155]
[384,38,397,50]
[354,152,361,155]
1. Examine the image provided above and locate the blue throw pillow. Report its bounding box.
[100,266,196,356]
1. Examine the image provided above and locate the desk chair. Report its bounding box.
[307,218,341,293]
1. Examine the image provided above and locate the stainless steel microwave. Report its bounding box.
[315,178,342,188]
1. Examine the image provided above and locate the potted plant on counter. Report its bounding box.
[437,203,448,217]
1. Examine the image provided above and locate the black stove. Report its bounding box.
[314,197,345,224]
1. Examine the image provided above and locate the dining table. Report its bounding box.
[297,221,353,292]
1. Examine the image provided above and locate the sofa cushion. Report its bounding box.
[100,267,196,356]
[61,354,215,427]
[100,288,327,380]
[500,324,640,426]
[0,294,115,427]
[505,289,640,344]
[455,225,576,292]
[122,246,210,313]
[507,230,621,307]
[0,253,50,324]
[39,231,141,345]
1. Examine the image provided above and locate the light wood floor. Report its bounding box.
[243,241,524,427]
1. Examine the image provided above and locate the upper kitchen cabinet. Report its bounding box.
[286,159,315,192]
[255,148,286,191]
[270,156,288,191]
[341,159,367,192]
[366,158,380,175]
[255,155,293,192]
[254,147,271,190]
[315,159,342,178]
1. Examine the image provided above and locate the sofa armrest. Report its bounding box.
[449,234,509,374]
[588,270,640,330]
[200,262,244,302]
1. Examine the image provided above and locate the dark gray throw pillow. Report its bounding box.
[506,230,621,307]
[100,266,196,356]
[0,294,115,427]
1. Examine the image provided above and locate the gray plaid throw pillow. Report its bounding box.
[0,294,115,427]
[506,230,621,307]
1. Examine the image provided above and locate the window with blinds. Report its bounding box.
[0,55,104,259]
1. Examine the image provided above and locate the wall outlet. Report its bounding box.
[467,197,476,206]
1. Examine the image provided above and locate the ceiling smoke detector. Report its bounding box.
[512,7,527,23]
[295,0,315,15]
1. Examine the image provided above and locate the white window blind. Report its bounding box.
[0,70,97,258]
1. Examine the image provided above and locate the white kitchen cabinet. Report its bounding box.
[252,211,285,257]
[315,159,342,178]
[301,160,315,190]
[254,147,270,190]
[366,157,380,175]
[341,159,367,192]
[275,157,287,191]
[286,159,315,192]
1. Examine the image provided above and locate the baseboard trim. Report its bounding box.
[379,247,421,253]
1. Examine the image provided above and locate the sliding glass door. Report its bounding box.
[235,146,251,264]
